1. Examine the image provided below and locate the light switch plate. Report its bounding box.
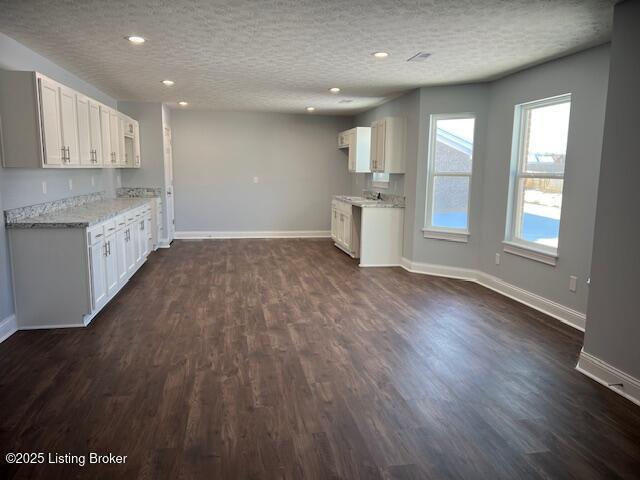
[253,176,259,184]
[41,181,47,194]
[68,178,73,191]
[91,175,95,187]
[495,253,501,265]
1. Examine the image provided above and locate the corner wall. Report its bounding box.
[353,45,610,323]
[582,0,640,381]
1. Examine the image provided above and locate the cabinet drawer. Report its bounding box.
[87,223,105,245]
[115,214,127,230]
[103,218,117,235]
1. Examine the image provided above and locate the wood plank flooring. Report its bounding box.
[1,239,640,479]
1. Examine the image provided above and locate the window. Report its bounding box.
[505,94,571,263]
[372,172,390,188]
[424,114,475,242]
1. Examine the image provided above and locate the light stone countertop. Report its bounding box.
[5,198,155,229]
[333,195,405,208]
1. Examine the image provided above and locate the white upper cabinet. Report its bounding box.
[99,105,112,165]
[109,110,121,166]
[59,85,80,165]
[337,127,371,173]
[370,117,406,174]
[76,94,92,166]
[38,77,64,166]
[0,70,142,169]
[88,100,102,165]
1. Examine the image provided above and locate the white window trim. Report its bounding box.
[504,93,571,262]
[424,113,475,243]
[502,240,558,266]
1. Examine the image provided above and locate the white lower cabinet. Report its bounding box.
[105,234,119,297]
[89,236,108,311]
[331,200,356,256]
[8,201,157,330]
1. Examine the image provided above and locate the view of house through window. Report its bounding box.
[507,95,571,251]
[426,114,475,232]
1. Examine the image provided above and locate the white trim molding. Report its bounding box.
[577,349,640,407]
[502,241,558,266]
[422,229,469,243]
[175,230,331,240]
[399,257,585,331]
[0,314,18,343]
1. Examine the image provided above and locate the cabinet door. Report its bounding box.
[59,86,79,165]
[145,216,152,253]
[89,101,102,165]
[133,121,141,167]
[118,116,127,166]
[109,111,120,165]
[343,214,352,251]
[125,226,137,273]
[76,95,92,165]
[89,238,108,311]
[347,132,356,172]
[105,235,119,297]
[330,207,337,240]
[100,106,111,164]
[133,217,142,264]
[137,218,147,259]
[38,78,64,166]
[115,227,129,283]
[375,121,386,172]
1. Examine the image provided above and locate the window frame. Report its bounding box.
[503,93,572,264]
[423,113,476,243]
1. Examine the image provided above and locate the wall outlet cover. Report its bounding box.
[41,181,47,194]
[68,178,73,191]
[569,275,578,292]
[495,253,501,265]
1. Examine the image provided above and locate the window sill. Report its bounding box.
[423,229,469,243]
[502,241,557,266]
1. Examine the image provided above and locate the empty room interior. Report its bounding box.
[1,0,640,478]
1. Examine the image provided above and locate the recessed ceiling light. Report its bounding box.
[372,51,389,58]
[162,80,175,86]
[126,35,146,44]
[178,101,188,106]
[329,87,341,94]
[306,106,315,112]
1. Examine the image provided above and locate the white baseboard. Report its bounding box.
[0,314,17,343]
[175,230,331,240]
[156,238,172,248]
[399,257,586,331]
[577,349,640,406]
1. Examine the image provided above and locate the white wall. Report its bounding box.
[170,110,352,234]
[0,32,118,320]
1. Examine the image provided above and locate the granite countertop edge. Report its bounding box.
[332,195,405,209]
[6,198,156,229]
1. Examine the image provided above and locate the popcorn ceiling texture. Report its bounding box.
[0,0,614,114]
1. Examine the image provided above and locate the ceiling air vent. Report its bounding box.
[338,99,354,103]
[407,52,431,62]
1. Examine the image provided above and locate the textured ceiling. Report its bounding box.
[0,0,615,114]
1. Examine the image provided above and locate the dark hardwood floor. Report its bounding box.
[1,239,640,479]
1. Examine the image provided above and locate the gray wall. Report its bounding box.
[480,45,610,314]
[583,1,640,378]
[413,84,490,270]
[353,45,610,316]
[0,32,118,320]
[171,110,352,232]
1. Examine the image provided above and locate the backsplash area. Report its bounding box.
[351,173,405,196]
[116,187,163,198]
[4,192,105,224]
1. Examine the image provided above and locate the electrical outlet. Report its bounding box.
[253,176,259,184]
[91,175,95,187]
[569,275,577,292]
[41,181,47,194]
[68,178,73,191]
[495,253,501,265]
